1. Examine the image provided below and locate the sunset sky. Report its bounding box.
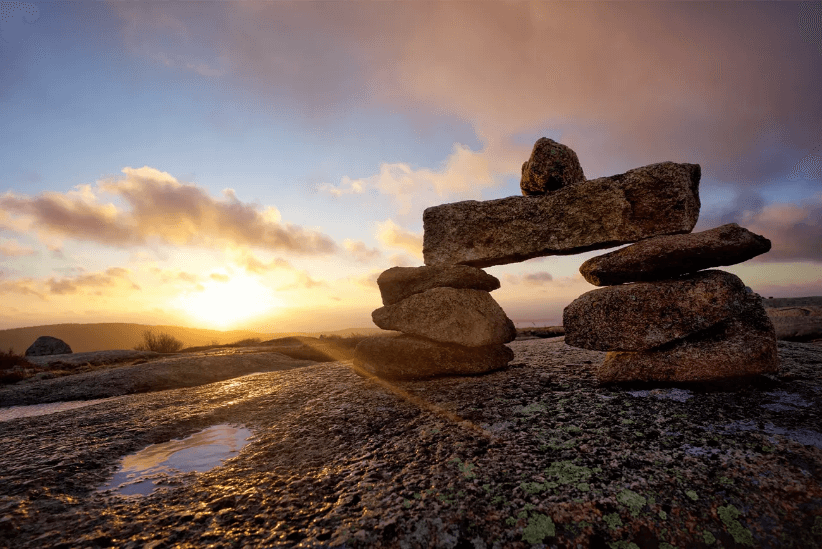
[1,1,821,333]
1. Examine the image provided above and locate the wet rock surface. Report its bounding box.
[1,338,820,548]
[0,348,316,407]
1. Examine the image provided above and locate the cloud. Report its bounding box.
[0,239,35,257]
[47,267,136,295]
[388,253,418,268]
[118,2,821,188]
[277,271,327,291]
[375,219,423,258]
[151,268,201,285]
[344,239,382,262]
[737,195,822,262]
[235,253,294,275]
[0,278,45,300]
[522,272,554,286]
[0,166,338,254]
[210,273,231,282]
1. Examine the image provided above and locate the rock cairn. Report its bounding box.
[354,266,516,380]
[564,225,777,383]
[356,137,777,384]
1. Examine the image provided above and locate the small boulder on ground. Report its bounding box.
[563,270,756,351]
[372,287,516,347]
[520,137,585,196]
[25,336,72,357]
[423,161,701,267]
[579,223,772,286]
[598,299,778,383]
[353,334,514,380]
[377,265,500,306]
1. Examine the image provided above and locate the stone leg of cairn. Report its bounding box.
[564,225,778,383]
[353,266,516,380]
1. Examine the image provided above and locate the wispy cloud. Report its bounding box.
[47,267,138,295]
[0,166,338,254]
[344,239,382,262]
[0,239,36,257]
[375,219,422,258]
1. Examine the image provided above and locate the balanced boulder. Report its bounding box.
[372,287,516,347]
[423,161,701,267]
[520,137,585,196]
[598,300,778,383]
[563,270,756,351]
[353,335,514,380]
[579,223,771,286]
[25,336,72,357]
[377,265,500,306]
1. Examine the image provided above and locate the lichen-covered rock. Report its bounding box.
[25,336,72,357]
[520,137,585,196]
[563,270,755,351]
[579,223,771,286]
[423,162,701,267]
[377,265,500,306]
[598,301,778,383]
[353,334,514,380]
[372,287,516,347]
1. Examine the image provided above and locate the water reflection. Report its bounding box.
[0,396,127,422]
[100,424,253,496]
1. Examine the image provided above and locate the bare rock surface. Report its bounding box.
[24,349,159,368]
[0,338,820,548]
[564,270,755,351]
[25,335,72,357]
[423,161,701,267]
[372,287,516,347]
[766,306,822,342]
[520,137,585,196]
[377,265,500,306]
[599,305,778,383]
[0,349,316,407]
[580,223,772,286]
[353,334,514,380]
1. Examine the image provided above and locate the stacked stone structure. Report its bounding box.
[355,138,778,383]
[354,266,516,380]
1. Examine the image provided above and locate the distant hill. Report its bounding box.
[0,323,384,354]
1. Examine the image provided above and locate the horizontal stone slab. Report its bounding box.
[377,265,500,306]
[598,304,777,383]
[372,287,516,347]
[563,270,754,351]
[353,334,514,380]
[423,161,701,267]
[766,306,822,342]
[579,223,771,285]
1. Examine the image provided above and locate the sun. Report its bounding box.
[175,274,281,329]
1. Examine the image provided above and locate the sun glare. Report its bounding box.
[175,275,281,329]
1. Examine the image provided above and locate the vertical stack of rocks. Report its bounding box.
[356,136,777,385]
[564,224,777,383]
[353,266,517,380]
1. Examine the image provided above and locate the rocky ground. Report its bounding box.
[0,338,821,548]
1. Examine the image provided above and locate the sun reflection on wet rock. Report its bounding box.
[99,424,253,497]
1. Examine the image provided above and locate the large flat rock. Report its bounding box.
[423,161,701,267]
[766,306,822,341]
[353,334,513,380]
[580,223,771,286]
[372,287,516,347]
[564,270,755,351]
[1,338,820,548]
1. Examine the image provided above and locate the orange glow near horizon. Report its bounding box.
[174,274,282,330]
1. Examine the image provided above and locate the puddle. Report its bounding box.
[99,424,253,497]
[0,396,127,422]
